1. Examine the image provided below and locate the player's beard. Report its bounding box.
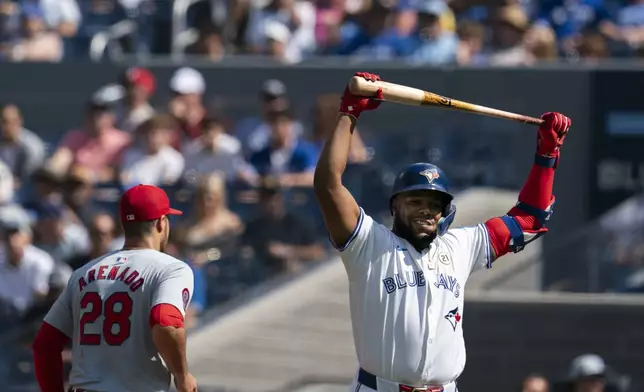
[392,215,436,252]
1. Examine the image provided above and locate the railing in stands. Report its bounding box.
[480,193,644,293]
[171,0,207,60]
[89,20,138,62]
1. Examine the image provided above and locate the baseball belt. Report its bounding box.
[358,368,444,392]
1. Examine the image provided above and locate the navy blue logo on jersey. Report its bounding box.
[382,271,426,294]
[434,273,461,298]
[445,307,461,331]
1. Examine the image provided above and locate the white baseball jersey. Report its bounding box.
[339,208,492,387]
[44,249,194,392]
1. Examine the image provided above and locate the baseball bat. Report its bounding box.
[349,76,543,126]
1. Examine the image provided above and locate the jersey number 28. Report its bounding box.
[80,292,133,346]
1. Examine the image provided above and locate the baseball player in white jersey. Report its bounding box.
[313,72,571,392]
[32,184,198,392]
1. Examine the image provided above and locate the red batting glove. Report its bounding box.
[339,72,384,120]
[537,112,571,158]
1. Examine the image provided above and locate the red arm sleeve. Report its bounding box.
[149,303,185,329]
[32,322,70,392]
[485,112,569,261]
[485,162,556,259]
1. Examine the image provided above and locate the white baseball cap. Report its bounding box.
[568,354,606,379]
[264,20,291,44]
[169,67,205,95]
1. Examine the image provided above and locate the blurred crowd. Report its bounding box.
[0,65,364,345]
[519,354,633,392]
[1,0,644,64]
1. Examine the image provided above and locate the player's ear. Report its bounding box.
[390,196,398,216]
[155,216,165,233]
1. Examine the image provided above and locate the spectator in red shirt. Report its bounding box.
[47,86,131,181]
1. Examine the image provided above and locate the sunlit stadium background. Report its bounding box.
[1,0,644,391]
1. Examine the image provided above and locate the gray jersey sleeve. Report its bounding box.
[43,279,74,338]
[151,263,194,318]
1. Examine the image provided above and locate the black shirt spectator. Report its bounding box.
[241,178,323,276]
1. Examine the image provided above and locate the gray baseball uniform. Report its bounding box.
[44,249,194,392]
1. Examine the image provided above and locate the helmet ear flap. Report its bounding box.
[437,204,456,236]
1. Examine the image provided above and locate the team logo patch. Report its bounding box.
[438,252,451,265]
[419,168,440,184]
[445,307,461,331]
[182,288,190,310]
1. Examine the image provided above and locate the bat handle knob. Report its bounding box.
[349,76,380,97]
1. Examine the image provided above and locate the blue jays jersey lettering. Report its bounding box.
[382,270,426,294]
[434,273,461,298]
[338,208,491,388]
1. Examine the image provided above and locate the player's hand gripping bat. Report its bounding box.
[349,76,543,126]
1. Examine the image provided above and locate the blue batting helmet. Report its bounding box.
[390,163,456,236]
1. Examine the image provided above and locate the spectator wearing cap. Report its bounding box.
[234,78,304,159]
[0,207,54,317]
[120,114,185,187]
[249,107,319,187]
[117,67,156,134]
[406,0,459,65]
[183,116,255,185]
[168,67,207,148]
[48,85,131,181]
[568,354,608,392]
[551,354,626,392]
[241,177,324,276]
[245,0,316,61]
[487,5,536,66]
[32,201,90,265]
[0,103,46,187]
[264,19,300,63]
[8,2,63,62]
